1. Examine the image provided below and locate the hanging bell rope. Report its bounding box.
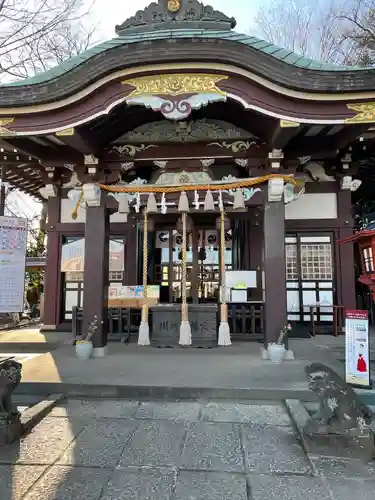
[218,209,231,346]
[138,209,150,346]
[179,210,192,346]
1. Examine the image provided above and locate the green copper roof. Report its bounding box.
[3,29,360,87]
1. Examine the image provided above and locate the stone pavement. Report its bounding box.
[0,399,374,500]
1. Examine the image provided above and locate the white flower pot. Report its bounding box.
[75,341,93,360]
[267,343,286,364]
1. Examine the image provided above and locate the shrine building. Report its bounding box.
[0,0,374,354]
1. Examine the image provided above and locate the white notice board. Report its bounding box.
[345,309,371,388]
[225,270,257,289]
[0,216,27,313]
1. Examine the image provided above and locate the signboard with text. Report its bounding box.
[345,309,371,388]
[0,216,27,313]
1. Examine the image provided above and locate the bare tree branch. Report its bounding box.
[0,0,98,82]
[253,0,373,66]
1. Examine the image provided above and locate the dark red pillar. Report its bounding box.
[337,190,356,310]
[263,201,287,345]
[82,197,109,356]
[42,195,61,330]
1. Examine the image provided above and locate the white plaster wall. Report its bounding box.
[285,193,337,220]
[60,198,128,223]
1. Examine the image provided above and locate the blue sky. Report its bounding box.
[93,0,261,40]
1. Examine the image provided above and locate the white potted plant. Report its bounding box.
[267,323,292,363]
[75,315,98,360]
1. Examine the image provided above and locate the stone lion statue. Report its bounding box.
[304,362,372,436]
[0,360,22,417]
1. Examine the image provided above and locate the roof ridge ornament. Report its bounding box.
[115,0,236,35]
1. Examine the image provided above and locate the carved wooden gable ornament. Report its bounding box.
[115,0,236,35]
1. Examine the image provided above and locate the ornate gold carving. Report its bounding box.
[123,73,228,98]
[56,127,75,136]
[119,119,250,143]
[346,102,375,123]
[280,120,300,128]
[112,144,158,157]
[208,140,258,153]
[0,118,15,135]
[167,0,180,12]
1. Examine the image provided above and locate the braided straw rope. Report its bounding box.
[72,191,84,220]
[141,210,148,323]
[220,210,228,323]
[181,212,188,322]
[98,173,298,194]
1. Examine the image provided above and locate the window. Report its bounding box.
[363,247,374,273]
[286,243,298,280]
[300,243,332,280]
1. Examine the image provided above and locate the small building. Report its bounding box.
[0,0,374,353]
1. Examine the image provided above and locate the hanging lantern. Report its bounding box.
[178,191,189,213]
[204,190,215,211]
[215,214,231,232]
[146,193,158,213]
[233,189,245,210]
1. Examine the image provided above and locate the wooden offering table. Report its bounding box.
[151,304,218,348]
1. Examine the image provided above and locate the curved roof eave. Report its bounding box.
[0,30,372,107]
[3,29,359,88]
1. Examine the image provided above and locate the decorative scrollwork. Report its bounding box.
[208,140,258,152]
[112,144,157,157]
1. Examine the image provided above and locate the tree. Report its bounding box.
[254,0,375,66]
[0,0,97,81]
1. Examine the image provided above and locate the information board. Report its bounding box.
[0,216,27,313]
[345,309,371,388]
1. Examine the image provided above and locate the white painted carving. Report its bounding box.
[304,162,335,182]
[126,92,226,120]
[82,183,101,207]
[268,178,284,202]
[39,184,57,199]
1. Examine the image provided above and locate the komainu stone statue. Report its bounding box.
[305,362,372,435]
[304,362,374,462]
[0,360,22,445]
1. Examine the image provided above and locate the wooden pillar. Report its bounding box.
[264,201,287,345]
[337,190,356,309]
[82,197,109,356]
[0,166,6,216]
[42,196,61,330]
[124,222,137,285]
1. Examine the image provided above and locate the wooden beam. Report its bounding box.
[55,127,99,155]
[268,120,303,149]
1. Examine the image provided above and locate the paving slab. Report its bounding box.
[242,424,312,474]
[180,421,244,472]
[326,478,375,500]
[57,419,139,468]
[310,456,375,478]
[101,466,176,500]
[201,402,291,425]
[134,401,201,421]
[174,470,247,500]
[0,417,84,465]
[22,466,112,500]
[0,465,47,500]
[50,399,139,419]
[118,420,187,468]
[248,473,331,500]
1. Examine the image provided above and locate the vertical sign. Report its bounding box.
[0,216,27,313]
[345,309,371,388]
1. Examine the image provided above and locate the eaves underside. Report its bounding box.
[0,30,372,108]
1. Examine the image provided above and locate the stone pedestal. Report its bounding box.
[151,304,218,348]
[0,413,22,446]
[303,430,374,464]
